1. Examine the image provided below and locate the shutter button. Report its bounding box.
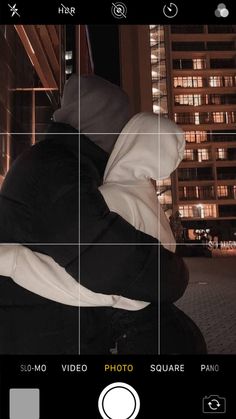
[98,382,140,419]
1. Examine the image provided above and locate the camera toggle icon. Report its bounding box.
[202,395,226,414]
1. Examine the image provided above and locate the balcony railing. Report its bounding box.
[217,173,236,180]
[174,95,236,106]
[208,25,236,33]
[218,194,235,199]
[171,25,204,34]
[178,175,214,181]
[172,42,236,51]
[179,195,215,201]
[175,112,236,125]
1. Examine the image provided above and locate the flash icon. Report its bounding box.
[8,3,20,17]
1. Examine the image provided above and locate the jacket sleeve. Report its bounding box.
[0,139,79,245]
[3,245,81,306]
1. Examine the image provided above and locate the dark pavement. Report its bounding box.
[176,257,236,354]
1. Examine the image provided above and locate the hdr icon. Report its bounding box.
[58,3,76,15]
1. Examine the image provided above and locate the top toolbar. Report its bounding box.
[0,1,236,24]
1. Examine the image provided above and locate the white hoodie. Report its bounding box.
[100,112,185,252]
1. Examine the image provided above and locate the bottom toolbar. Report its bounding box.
[0,356,234,418]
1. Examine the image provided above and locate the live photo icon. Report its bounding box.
[202,395,226,414]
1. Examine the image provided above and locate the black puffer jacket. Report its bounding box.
[0,123,200,354]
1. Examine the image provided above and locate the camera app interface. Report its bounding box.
[0,1,235,417]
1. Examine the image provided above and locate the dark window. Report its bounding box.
[208,25,236,33]
[210,59,235,69]
[178,167,213,181]
[207,42,235,51]
[209,94,236,105]
[175,113,195,124]
[171,25,204,34]
[227,148,236,160]
[172,59,193,69]
[217,167,236,180]
[172,42,205,51]
[212,131,236,142]
[219,205,236,217]
[179,186,215,200]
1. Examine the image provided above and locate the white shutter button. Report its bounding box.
[98,382,140,419]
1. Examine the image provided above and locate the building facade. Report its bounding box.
[150,25,236,241]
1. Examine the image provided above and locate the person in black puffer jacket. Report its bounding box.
[0,75,206,354]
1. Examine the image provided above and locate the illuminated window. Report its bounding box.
[195,205,202,218]
[65,51,73,60]
[224,76,234,87]
[183,149,195,160]
[193,95,202,106]
[173,76,203,88]
[152,70,158,79]
[202,205,217,217]
[198,148,210,162]
[195,113,200,125]
[196,131,208,143]
[234,186,236,199]
[175,95,185,105]
[213,112,225,123]
[158,190,172,205]
[65,65,73,75]
[179,204,216,218]
[152,85,160,98]
[217,185,236,199]
[175,94,202,106]
[216,148,228,160]
[185,131,208,143]
[193,77,203,87]
[193,59,206,69]
[157,178,171,187]
[174,77,184,88]
[185,131,196,142]
[152,101,161,113]
[178,205,193,217]
[209,76,223,87]
[150,34,158,47]
[151,51,158,64]
[217,186,228,198]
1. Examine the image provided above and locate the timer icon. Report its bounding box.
[163,3,178,18]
